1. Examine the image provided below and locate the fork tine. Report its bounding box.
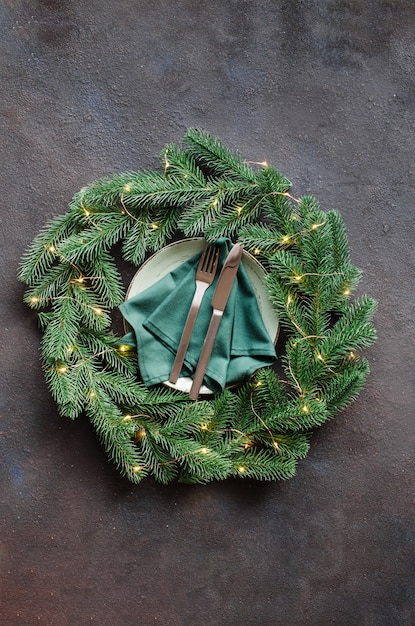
[201,245,213,272]
[200,246,210,272]
[199,245,219,275]
[211,246,219,271]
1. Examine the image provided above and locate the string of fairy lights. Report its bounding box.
[20,130,375,483]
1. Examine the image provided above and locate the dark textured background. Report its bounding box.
[1,1,414,624]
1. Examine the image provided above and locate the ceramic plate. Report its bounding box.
[125,238,279,394]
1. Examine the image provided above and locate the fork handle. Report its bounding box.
[189,310,223,400]
[169,280,210,384]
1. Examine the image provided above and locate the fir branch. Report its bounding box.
[121,217,152,265]
[162,143,207,185]
[138,432,179,484]
[184,128,256,182]
[94,370,148,405]
[80,330,138,376]
[203,194,264,240]
[66,283,111,331]
[266,396,329,432]
[325,210,351,269]
[178,439,233,484]
[123,172,211,212]
[177,179,259,237]
[86,252,125,308]
[57,213,131,264]
[75,170,156,210]
[317,296,377,365]
[260,432,310,460]
[232,449,297,481]
[322,358,370,415]
[256,165,292,197]
[40,297,81,361]
[23,263,74,307]
[264,271,313,338]
[238,222,286,256]
[18,213,78,285]
[86,386,148,483]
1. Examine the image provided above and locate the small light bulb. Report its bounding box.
[343,288,351,296]
[150,223,159,229]
[199,447,209,454]
[57,366,67,374]
[238,466,246,473]
[30,296,39,303]
[253,248,261,255]
[122,414,132,422]
[94,307,103,315]
[84,209,90,217]
[136,428,146,443]
[302,404,309,413]
[281,235,290,244]
[261,161,268,167]
[48,245,55,253]
[123,184,131,193]
[132,465,141,473]
[236,206,243,215]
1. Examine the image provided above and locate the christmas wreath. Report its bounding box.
[19,129,377,485]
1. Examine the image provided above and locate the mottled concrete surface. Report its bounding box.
[1,1,414,624]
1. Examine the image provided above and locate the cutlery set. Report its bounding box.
[169,242,243,399]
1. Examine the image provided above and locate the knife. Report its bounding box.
[189,243,243,400]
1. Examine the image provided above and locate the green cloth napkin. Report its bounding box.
[118,238,276,394]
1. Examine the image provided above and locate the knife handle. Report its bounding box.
[189,310,223,400]
[169,280,210,384]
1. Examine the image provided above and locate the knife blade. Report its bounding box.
[189,243,243,400]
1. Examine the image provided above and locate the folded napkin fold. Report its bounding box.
[119,238,277,394]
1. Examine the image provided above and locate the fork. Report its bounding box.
[169,244,219,384]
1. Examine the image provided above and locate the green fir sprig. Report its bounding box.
[19,129,377,485]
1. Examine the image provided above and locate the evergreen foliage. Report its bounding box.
[19,129,376,485]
